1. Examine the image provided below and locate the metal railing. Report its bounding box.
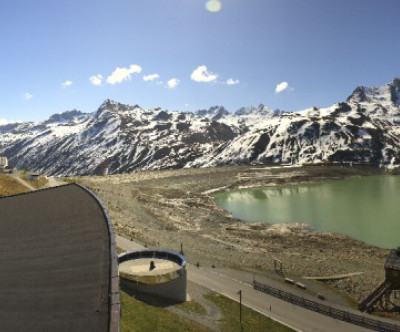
[253,280,400,332]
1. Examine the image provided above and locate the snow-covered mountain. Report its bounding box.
[1,79,400,176]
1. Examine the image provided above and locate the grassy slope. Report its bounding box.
[120,291,212,332]
[205,293,295,332]
[0,174,30,197]
[121,290,295,332]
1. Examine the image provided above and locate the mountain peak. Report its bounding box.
[389,78,400,105]
[98,99,140,114]
[390,77,400,87]
[45,110,85,124]
[99,99,119,109]
[235,104,274,116]
[347,78,400,106]
[196,106,229,118]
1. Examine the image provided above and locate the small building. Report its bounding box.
[385,249,400,289]
[0,156,8,168]
[1,168,13,174]
[0,156,8,173]
[359,249,400,312]
[27,173,41,181]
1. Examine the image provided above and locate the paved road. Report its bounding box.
[116,235,375,332]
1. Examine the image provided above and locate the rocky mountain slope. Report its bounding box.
[0,78,399,176]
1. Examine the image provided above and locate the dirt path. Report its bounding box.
[304,272,365,281]
[9,175,36,191]
[169,282,222,331]
[42,176,66,188]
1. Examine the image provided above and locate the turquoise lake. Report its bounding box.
[214,176,400,249]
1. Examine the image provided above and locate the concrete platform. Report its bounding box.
[119,258,180,276]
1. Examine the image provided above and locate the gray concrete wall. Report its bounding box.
[121,269,187,302]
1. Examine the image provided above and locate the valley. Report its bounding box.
[78,165,391,304]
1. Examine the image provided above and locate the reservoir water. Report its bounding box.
[214,176,400,249]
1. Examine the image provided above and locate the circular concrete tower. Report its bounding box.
[118,249,187,302]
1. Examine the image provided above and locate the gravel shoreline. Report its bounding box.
[79,165,391,303]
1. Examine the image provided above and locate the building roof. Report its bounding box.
[0,184,119,332]
[385,249,400,270]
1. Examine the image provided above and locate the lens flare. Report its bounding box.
[206,0,222,12]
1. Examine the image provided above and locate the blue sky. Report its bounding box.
[0,0,399,122]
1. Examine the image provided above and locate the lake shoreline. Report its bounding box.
[213,172,400,249]
[80,165,394,307]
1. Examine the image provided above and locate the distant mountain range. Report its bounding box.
[1,78,399,176]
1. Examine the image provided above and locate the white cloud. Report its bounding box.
[275,82,289,93]
[167,78,180,89]
[143,73,160,81]
[107,64,142,84]
[0,119,22,125]
[62,80,73,88]
[226,78,240,85]
[23,93,34,101]
[89,74,103,86]
[191,65,218,83]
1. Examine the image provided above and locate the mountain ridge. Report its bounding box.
[1,78,399,176]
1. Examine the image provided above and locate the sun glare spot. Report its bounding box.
[206,0,222,12]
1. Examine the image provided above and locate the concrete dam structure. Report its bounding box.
[0,184,120,332]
